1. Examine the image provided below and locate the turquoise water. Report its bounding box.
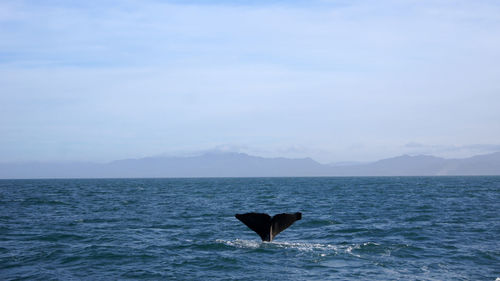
[1,177,499,280]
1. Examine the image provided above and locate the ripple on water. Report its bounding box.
[0,177,498,280]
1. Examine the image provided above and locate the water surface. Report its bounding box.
[1,177,499,280]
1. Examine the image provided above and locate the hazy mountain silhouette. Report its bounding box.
[330,153,500,176]
[1,151,500,179]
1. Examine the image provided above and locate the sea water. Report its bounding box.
[1,177,499,280]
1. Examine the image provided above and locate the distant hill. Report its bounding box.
[1,151,500,179]
[330,152,500,176]
[104,152,330,178]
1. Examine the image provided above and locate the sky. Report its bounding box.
[1,0,500,163]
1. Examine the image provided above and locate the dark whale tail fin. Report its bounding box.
[235,212,302,241]
[271,212,302,238]
[235,213,272,241]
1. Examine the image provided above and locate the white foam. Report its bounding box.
[268,241,339,252]
[216,239,339,253]
[216,239,379,258]
[216,239,261,249]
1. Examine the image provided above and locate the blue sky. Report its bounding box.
[1,0,500,163]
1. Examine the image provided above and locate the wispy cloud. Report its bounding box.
[1,0,499,162]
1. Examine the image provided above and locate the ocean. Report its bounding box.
[1,177,499,280]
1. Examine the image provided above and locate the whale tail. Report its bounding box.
[235,212,302,241]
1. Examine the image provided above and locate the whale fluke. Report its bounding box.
[235,212,302,241]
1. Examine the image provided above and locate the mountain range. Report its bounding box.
[1,151,500,179]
